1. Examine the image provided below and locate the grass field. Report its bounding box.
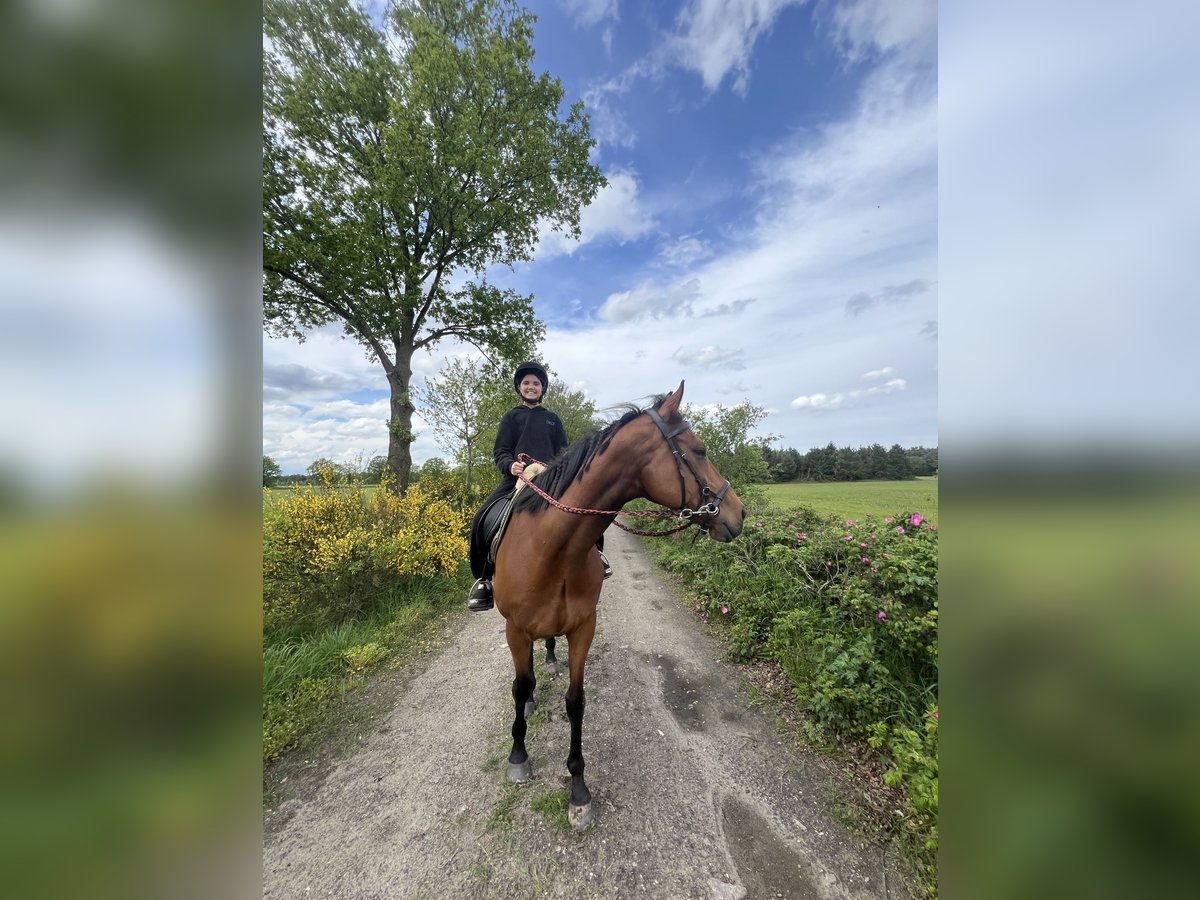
[761,476,938,522]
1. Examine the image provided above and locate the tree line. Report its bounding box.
[762,443,937,482]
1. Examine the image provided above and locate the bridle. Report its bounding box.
[513,407,732,538]
[644,408,732,537]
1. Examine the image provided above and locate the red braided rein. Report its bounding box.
[515,453,694,537]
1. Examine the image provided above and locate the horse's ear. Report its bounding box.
[659,380,685,419]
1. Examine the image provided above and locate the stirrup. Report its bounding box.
[467,579,493,611]
[599,551,613,579]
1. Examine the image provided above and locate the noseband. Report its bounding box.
[645,408,731,536]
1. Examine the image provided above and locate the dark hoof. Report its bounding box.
[544,657,560,676]
[523,698,535,719]
[569,801,597,831]
[507,759,532,783]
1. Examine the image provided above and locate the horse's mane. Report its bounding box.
[513,394,675,514]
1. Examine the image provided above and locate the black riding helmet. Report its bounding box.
[513,361,549,403]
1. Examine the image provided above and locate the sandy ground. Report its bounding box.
[263,527,914,899]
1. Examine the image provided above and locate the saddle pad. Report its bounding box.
[488,463,546,564]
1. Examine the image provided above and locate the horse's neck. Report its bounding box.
[547,447,645,548]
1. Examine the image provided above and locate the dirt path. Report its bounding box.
[263,528,914,899]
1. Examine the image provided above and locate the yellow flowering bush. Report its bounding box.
[263,471,468,634]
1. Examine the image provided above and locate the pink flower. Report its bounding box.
[862,557,870,564]
[884,517,893,524]
[859,542,868,548]
[798,533,807,540]
[721,605,729,615]
[825,561,832,568]
[932,710,939,720]
[869,534,877,539]
[844,534,853,541]
[694,604,701,610]
[896,526,905,534]
[881,553,889,559]
[877,611,887,621]
[870,566,878,573]
[846,519,855,526]
[911,513,924,526]
[929,524,937,531]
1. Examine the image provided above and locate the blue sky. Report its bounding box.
[263,0,938,474]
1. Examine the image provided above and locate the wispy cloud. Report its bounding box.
[671,0,808,94]
[557,0,620,28]
[846,278,932,316]
[598,277,701,321]
[671,344,747,369]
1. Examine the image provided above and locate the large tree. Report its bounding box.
[263,0,605,488]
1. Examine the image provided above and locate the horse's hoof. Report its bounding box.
[544,659,560,677]
[569,801,597,831]
[523,698,535,719]
[507,759,533,783]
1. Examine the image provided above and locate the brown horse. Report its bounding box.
[492,382,745,830]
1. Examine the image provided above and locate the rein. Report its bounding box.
[514,409,731,539]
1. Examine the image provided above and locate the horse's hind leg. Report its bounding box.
[564,615,597,831]
[544,637,560,676]
[505,622,534,783]
[524,643,537,718]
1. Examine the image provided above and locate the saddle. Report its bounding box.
[477,463,546,566]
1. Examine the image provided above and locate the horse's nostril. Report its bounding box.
[740,507,746,521]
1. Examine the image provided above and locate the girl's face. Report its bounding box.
[519,375,543,402]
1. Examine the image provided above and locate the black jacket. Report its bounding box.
[493,404,568,490]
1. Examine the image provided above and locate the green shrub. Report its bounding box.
[263,471,467,636]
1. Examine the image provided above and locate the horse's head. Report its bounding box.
[637,381,745,542]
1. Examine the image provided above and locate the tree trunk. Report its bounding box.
[386,355,416,492]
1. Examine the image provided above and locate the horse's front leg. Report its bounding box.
[564,615,597,830]
[544,636,560,676]
[506,621,534,783]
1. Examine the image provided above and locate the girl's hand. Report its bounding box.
[511,461,526,476]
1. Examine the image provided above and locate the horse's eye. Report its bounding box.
[694,445,707,457]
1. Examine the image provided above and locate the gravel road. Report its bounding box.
[263,527,914,899]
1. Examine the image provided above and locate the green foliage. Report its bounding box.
[762,443,937,482]
[263,676,335,761]
[263,468,467,636]
[634,501,937,883]
[683,400,774,486]
[263,455,283,486]
[342,642,389,671]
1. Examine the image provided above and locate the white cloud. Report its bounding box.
[791,392,844,410]
[598,277,701,322]
[862,367,895,380]
[670,345,746,370]
[826,0,936,62]
[671,0,807,94]
[660,233,713,267]
[536,170,654,258]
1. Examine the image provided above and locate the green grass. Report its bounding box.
[760,476,938,522]
[530,789,571,831]
[262,566,471,763]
